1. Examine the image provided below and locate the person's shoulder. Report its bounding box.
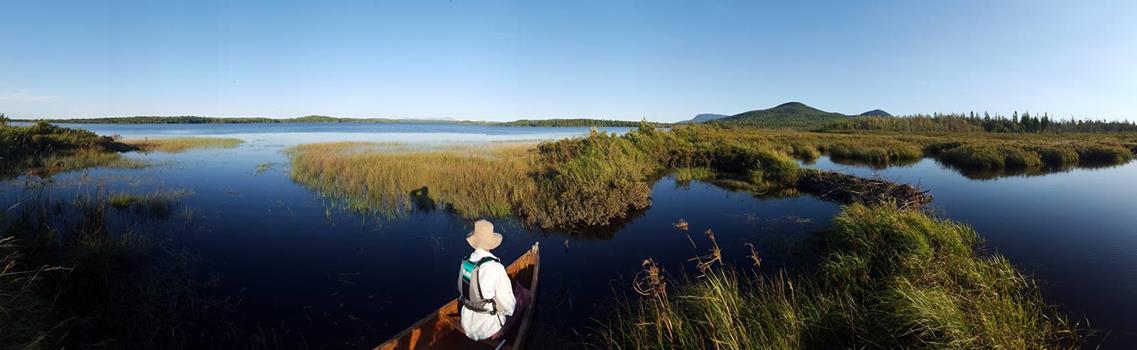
[481,258,507,273]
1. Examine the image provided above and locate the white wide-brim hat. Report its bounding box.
[466,219,503,251]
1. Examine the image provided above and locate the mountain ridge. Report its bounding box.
[713,102,852,129]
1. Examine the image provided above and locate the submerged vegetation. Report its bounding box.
[124,137,244,153]
[592,204,1080,349]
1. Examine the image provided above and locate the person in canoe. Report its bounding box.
[458,220,532,341]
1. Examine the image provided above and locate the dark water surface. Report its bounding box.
[2,124,1135,348]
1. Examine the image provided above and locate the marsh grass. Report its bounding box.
[689,125,1136,175]
[1,122,146,179]
[106,190,191,219]
[288,142,539,219]
[125,137,244,153]
[672,167,716,183]
[0,183,240,349]
[592,205,1080,349]
[287,125,812,229]
[0,236,70,349]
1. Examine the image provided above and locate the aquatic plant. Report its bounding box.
[0,184,240,349]
[592,205,1081,349]
[124,137,244,153]
[0,236,67,349]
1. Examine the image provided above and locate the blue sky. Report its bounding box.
[2,1,1135,122]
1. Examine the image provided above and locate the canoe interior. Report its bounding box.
[375,244,540,350]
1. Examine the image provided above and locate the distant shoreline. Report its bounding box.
[12,115,657,128]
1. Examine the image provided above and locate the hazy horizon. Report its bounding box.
[2,1,1135,122]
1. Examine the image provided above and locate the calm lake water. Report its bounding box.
[3,123,1135,348]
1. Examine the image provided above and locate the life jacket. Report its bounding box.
[458,255,501,314]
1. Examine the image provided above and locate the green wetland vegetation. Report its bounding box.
[287,123,932,231]
[592,204,1079,349]
[284,121,1109,348]
[4,117,1135,348]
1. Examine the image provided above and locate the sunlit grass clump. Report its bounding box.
[106,190,191,218]
[593,204,1080,349]
[124,137,244,153]
[288,142,539,219]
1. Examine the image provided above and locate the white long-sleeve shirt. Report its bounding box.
[459,249,517,340]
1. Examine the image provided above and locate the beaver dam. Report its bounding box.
[797,170,930,209]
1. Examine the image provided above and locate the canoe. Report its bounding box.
[375,243,540,350]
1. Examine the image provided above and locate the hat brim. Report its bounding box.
[467,231,503,250]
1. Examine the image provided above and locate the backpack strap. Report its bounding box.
[475,256,500,266]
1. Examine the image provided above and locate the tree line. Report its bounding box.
[822,111,1137,133]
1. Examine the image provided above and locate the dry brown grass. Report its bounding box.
[124,137,243,153]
